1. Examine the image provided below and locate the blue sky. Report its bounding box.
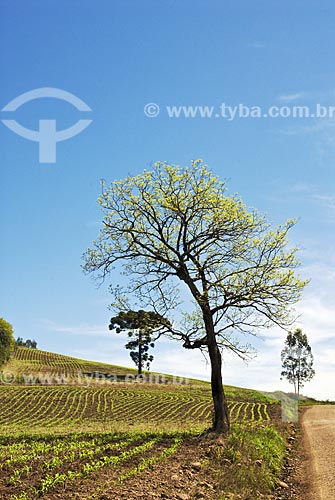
[1,0,335,400]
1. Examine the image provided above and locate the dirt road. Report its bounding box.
[302,405,335,500]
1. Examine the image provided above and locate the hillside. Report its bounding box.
[2,346,271,398]
[0,347,279,435]
[3,346,140,381]
[2,346,212,386]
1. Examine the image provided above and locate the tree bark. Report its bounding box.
[138,329,142,375]
[203,308,230,433]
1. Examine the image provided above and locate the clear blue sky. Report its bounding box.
[1,0,335,400]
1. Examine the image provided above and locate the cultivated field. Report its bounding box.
[0,385,272,434]
[0,348,282,500]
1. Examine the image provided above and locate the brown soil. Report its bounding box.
[273,405,335,500]
[40,435,221,500]
[300,405,335,500]
[39,429,300,500]
[2,406,323,500]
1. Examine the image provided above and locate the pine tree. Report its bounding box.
[109,310,171,374]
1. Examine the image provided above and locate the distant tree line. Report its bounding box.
[16,337,38,349]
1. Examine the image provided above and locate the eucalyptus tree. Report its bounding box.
[281,328,315,397]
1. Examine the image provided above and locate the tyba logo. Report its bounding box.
[1,87,92,163]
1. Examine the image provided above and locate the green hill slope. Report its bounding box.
[4,346,139,380]
[2,347,273,399]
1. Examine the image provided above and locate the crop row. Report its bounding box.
[10,347,128,377]
[0,432,183,500]
[0,386,270,434]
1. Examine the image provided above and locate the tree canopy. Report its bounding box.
[0,318,15,367]
[84,160,308,433]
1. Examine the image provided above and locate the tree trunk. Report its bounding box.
[203,308,230,433]
[138,329,142,375]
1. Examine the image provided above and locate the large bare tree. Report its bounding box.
[84,160,308,433]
